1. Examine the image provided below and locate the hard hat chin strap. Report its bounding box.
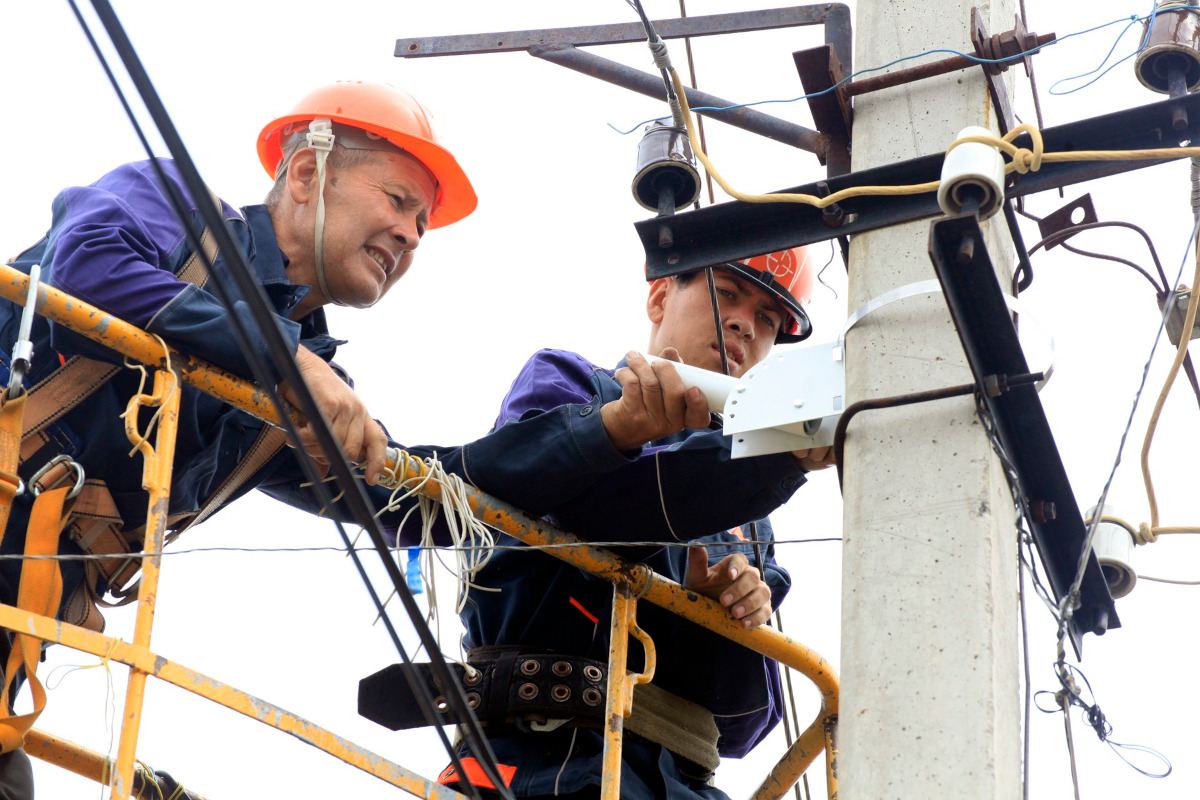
[306,119,347,307]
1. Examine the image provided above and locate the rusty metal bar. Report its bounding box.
[388,452,839,797]
[0,606,467,799]
[825,719,839,799]
[602,583,633,800]
[0,265,289,428]
[529,44,823,154]
[397,6,842,57]
[24,730,113,786]
[0,268,837,796]
[112,368,181,800]
[24,729,213,800]
[842,24,1053,99]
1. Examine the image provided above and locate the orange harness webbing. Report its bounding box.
[0,485,72,753]
[0,392,26,541]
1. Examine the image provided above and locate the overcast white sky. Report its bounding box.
[2,1,1200,798]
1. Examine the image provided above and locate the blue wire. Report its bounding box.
[610,6,1200,135]
[1047,16,1145,95]
[1048,3,1200,95]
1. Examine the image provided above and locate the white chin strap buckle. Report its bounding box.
[306,118,335,152]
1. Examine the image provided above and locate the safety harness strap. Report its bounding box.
[15,188,222,449]
[360,652,722,775]
[627,682,720,774]
[20,359,119,445]
[0,392,27,542]
[5,185,281,609]
[173,199,220,290]
[166,423,288,544]
[0,485,70,753]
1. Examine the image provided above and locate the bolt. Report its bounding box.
[957,234,976,265]
[1029,499,1057,523]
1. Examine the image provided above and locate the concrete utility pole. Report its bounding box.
[840,1,1022,798]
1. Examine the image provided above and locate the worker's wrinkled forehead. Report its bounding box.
[684,266,788,320]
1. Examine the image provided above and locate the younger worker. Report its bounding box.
[0,80,474,798]
[439,248,833,798]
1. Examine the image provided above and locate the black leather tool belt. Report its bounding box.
[358,648,608,731]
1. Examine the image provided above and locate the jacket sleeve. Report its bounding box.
[40,161,301,380]
[459,349,808,542]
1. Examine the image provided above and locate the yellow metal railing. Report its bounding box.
[0,261,838,799]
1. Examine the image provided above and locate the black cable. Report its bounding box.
[73,2,509,794]
[1028,220,1168,289]
[1020,217,1200,411]
[704,267,731,377]
[627,0,677,107]
[1004,200,1036,294]
[816,241,839,301]
[1058,239,1162,293]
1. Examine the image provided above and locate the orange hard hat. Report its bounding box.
[722,247,815,342]
[257,80,477,229]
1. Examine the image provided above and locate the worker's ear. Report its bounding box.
[285,148,319,205]
[646,278,670,325]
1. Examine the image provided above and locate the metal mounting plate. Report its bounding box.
[641,90,1200,277]
[724,342,844,436]
[928,212,1119,657]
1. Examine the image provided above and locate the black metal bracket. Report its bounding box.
[397,5,851,164]
[928,213,1119,656]
[641,89,1200,278]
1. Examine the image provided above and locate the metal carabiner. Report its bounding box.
[28,454,86,500]
[7,264,41,397]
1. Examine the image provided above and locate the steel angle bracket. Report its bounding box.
[928,213,1118,657]
[397,5,851,161]
[725,342,845,457]
[642,90,1200,277]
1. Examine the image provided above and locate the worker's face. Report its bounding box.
[646,269,783,378]
[313,150,436,308]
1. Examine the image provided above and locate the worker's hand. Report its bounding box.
[600,349,710,452]
[793,445,835,472]
[684,546,773,629]
[279,346,388,485]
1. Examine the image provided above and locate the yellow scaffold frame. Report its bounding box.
[0,262,839,800]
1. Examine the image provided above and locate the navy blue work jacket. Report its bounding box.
[441,349,808,798]
[0,159,444,602]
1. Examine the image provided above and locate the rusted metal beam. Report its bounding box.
[112,369,181,800]
[637,90,1200,279]
[397,6,845,57]
[0,606,466,799]
[530,44,824,154]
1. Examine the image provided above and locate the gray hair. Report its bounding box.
[263,140,382,210]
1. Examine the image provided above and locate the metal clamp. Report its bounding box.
[7,264,40,396]
[29,454,86,499]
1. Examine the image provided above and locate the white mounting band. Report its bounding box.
[838,279,1055,390]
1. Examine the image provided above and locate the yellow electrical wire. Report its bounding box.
[674,66,1200,548]
[669,67,1200,208]
[1140,239,1200,534]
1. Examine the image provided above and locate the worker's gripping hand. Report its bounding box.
[793,445,835,472]
[279,346,388,485]
[600,350,710,452]
[685,546,773,629]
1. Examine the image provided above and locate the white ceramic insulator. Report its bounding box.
[938,125,1006,221]
[1085,505,1137,599]
[644,354,739,413]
